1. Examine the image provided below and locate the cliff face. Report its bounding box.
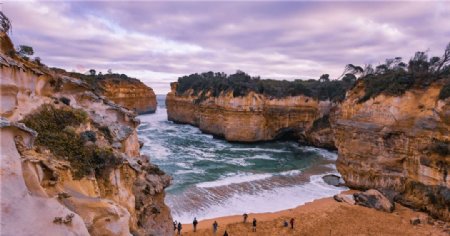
[334,79,450,220]
[99,78,157,115]
[0,32,172,235]
[166,82,335,147]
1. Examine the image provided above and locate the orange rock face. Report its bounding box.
[99,78,157,114]
[166,82,335,147]
[333,79,450,221]
[0,32,172,235]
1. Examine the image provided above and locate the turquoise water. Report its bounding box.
[137,95,346,223]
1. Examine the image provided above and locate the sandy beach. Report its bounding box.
[174,192,448,236]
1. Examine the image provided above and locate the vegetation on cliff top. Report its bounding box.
[175,42,450,102]
[176,71,355,102]
[358,43,450,103]
[21,104,122,179]
[50,67,144,91]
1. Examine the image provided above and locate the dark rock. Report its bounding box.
[322,174,344,187]
[139,140,144,149]
[59,97,71,106]
[410,217,420,225]
[354,189,394,212]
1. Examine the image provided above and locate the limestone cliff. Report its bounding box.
[0,32,172,235]
[98,78,157,115]
[166,82,336,148]
[334,79,450,221]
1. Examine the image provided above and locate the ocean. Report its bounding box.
[137,95,346,223]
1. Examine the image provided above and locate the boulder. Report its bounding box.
[354,189,394,212]
[410,217,420,225]
[333,194,355,205]
[322,174,344,187]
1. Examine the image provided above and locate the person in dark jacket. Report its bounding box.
[290,218,295,229]
[177,222,182,235]
[213,221,219,235]
[193,217,198,232]
[243,213,248,223]
[252,218,257,232]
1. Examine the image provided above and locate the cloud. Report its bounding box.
[2,1,449,94]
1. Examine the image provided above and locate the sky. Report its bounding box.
[2,1,450,94]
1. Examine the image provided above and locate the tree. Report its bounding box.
[34,57,41,66]
[0,11,11,33]
[319,74,330,82]
[339,64,363,79]
[408,51,429,75]
[89,69,96,76]
[435,42,450,74]
[342,73,357,84]
[17,45,34,57]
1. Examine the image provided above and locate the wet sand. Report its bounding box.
[175,191,448,236]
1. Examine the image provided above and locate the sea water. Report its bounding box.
[137,95,347,223]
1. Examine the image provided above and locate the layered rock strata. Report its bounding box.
[99,78,157,115]
[0,32,172,235]
[166,82,336,148]
[334,79,450,220]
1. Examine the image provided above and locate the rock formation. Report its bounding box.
[334,79,450,220]
[0,32,172,235]
[99,78,157,115]
[166,82,336,148]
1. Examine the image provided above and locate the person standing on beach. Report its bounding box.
[173,221,177,232]
[177,222,182,235]
[252,218,257,232]
[243,213,248,223]
[290,218,295,229]
[193,217,198,232]
[213,221,219,235]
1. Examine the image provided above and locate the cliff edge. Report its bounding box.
[334,78,450,221]
[166,82,336,148]
[0,32,172,235]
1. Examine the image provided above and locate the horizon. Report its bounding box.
[2,1,450,94]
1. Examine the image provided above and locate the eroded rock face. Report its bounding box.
[0,33,172,235]
[99,78,157,115]
[334,79,450,220]
[166,82,336,146]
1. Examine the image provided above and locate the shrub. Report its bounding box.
[80,131,97,143]
[21,104,122,179]
[17,45,34,56]
[439,83,450,100]
[175,71,354,101]
[142,164,166,176]
[357,42,449,103]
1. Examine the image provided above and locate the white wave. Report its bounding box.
[225,158,254,166]
[175,169,205,175]
[229,147,289,153]
[246,154,276,160]
[301,146,337,160]
[172,173,347,223]
[196,173,272,188]
[277,169,301,176]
